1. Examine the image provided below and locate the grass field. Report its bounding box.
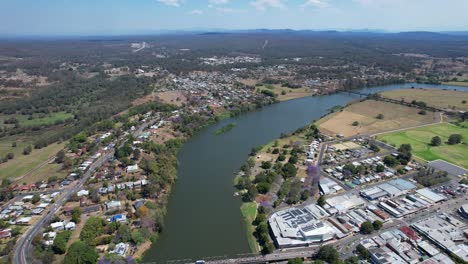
[381,88,468,111]
[0,136,66,181]
[443,81,468,87]
[0,111,73,129]
[240,202,259,253]
[318,100,435,137]
[256,84,313,101]
[377,123,468,168]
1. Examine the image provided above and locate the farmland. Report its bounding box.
[380,88,468,111]
[377,123,468,168]
[318,100,435,137]
[0,111,73,129]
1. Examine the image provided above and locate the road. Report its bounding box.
[13,150,114,264]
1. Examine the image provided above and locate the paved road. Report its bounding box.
[13,150,114,264]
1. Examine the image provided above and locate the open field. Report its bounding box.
[155,90,187,106]
[380,88,468,111]
[0,111,73,129]
[0,136,65,181]
[255,84,314,101]
[318,100,435,137]
[443,81,468,87]
[240,202,259,253]
[377,123,468,168]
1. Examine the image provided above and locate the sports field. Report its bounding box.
[381,88,468,111]
[377,123,468,168]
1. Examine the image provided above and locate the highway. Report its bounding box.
[13,150,114,264]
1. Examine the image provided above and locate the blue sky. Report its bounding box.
[1,0,467,35]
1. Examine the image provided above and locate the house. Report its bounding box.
[65,222,76,230]
[126,164,139,173]
[0,229,11,239]
[105,201,122,211]
[50,222,64,230]
[77,190,89,197]
[109,214,127,223]
[133,200,145,210]
[110,242,129,256]
[82,205,101,214]
[16,217,32,225]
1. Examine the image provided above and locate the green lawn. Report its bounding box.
[377,123,468,168]
[240,202,259,253]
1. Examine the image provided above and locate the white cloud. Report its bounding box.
[302,0,329,8]
[189,9,203,15]
[250,0,286,11]
[209,0,230,5]
[157,0,181,7]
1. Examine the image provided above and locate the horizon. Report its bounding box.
[1,0,468,36]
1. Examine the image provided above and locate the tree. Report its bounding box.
[316,245,340,263]
[448,134,463,145]
[114,224,131,243]
[356,244,370,259]
[137,205,149,218]
[71,207,81,224]
[352,121,359,126]
[64,241,98,264]
[282,163,297,178]
[345,256,359,264]
[431,136,442,146]
[360,221,374,234]
[372,220,383,231]
[131,229,145,245]
[257,182,271,194]
[80,216,106,246]
[418,110,427,115]
[52,231,71,254]
[261,161,272,170]
[55,150,66,163]
[23,145,32,155]
[288,257,304,264]
[6,153,14,160]
[317,195,326,207]
[383,156,398,167]
[375,164,385,173]
[31,194,40,204]
[277,154,286,162]
[376,114,384,119]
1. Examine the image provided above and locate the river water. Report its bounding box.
[144,83,468,262]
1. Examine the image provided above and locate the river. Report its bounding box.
[144,83,468,262]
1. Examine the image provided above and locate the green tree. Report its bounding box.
[64,241,98,264]
[261,161,272,170]
[372,220,383,230]
[448,134,463,145]
[352,121,359,126]
[431,136,442,146]
[383,156,398,167]
[317,195,326,207]
[288,257,304,264]
[257,182,271,194]
[80,216,106,246]
[360,221,374,234]
[316,245,340,263]
[376,114,384,119]
[344,256,359,264]
[55,150,66,163]
[282,163,297,178]
[71,207,81,224]
[31,194,40,204]
[356,244,370,259]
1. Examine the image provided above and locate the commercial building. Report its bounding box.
[360,179,416,200]
[269,204,338,248]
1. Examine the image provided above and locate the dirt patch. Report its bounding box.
[155,91,187,106]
